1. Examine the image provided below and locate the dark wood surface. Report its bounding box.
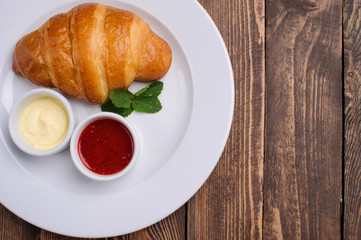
[344,0,361,239]
[1,0,359,239]
[264,0,342,239]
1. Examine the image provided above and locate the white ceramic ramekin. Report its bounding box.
[70,112,140,181]
[8,88,75,156]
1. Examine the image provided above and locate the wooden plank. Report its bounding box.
[343,0,361,239]
[263,0,342,239]
[187,0,265,239]
[37,230,99,240]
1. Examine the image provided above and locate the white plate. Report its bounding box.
[0,0,234,237]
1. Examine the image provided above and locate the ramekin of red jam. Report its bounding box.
[70,112,139,181]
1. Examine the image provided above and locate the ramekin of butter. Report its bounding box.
[70,112,140,181]
[8,88,75,156]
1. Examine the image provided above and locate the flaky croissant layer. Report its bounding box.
[13,3,172,104]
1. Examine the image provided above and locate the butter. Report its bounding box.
[20,97,69,150]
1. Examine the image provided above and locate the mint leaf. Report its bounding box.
[102,82,164,117]
[110,89,133,108]
[101,100,133,117]
[134,81,163,97]
[132,96,162,113]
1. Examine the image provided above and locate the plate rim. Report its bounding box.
[0,0,235,237]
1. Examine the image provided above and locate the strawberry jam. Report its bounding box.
[78,118,134,175]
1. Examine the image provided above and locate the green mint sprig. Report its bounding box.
[101,81,163,117]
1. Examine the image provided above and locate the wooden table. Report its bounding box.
[2,0,361,239]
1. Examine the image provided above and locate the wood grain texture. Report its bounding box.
[343,0,361,239]
[187,0,265,239]
[1,0,352,239]
[264,0,342,239]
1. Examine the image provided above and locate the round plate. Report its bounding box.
[0,0,234,237]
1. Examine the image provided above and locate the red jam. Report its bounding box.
[77,118,134,175]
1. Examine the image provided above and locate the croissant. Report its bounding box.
[12,3,172,104]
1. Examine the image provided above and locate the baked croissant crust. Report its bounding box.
[12,3,172,104]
